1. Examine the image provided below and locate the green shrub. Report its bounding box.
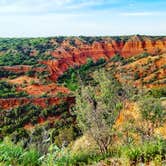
[0,138,41,166]
[42,144,110,166]
[149,87,166,98]
[54,127,76,147]
[138,96,165,138]
[0,80,28,98]
[0,38,56,66]
[110,54,125,63]
[21,149,41,166]
[121,139,166,163]
[0,138,23,165]
[58,58,106,91]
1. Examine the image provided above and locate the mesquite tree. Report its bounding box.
[74,69,126,154]
[138,96,165,140]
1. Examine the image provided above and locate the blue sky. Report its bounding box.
[0,0,166,37]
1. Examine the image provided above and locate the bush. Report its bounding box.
[111,54,125,63]
[42,144,110,166]
[0,138,41,166]
[0,38,56,66]
[0,80,28,98]
[21,149,41,166]
[0,138,23,165]
[149,87,166,98]
[58,58,106,91]
[138,96,165,139]
[54,127,76,147]
[121,139,166,163]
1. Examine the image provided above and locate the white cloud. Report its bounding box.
[0,0,165,37]
[0,0,114,14]
[0,0,73,14]
[0,11,166,37]
[120,12,166,16]
[64,0,104,10]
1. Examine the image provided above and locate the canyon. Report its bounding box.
[0,35,166,138]
[44,35,166,80]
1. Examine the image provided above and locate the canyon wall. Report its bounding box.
[45,36,166,80]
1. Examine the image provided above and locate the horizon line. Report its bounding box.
[0,34,166,39]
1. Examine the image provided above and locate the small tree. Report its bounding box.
[138,96,165,140]
[74,69,125,154]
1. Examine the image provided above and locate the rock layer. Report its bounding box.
[45,36,166,80]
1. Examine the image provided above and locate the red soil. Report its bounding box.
[0,96,75,110]
[19,83,70,97]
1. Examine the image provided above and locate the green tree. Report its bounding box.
[74,69,125,154]
[138,96,165,140]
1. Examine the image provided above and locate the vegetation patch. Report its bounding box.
[0,80,28,98]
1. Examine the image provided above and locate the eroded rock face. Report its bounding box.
[45,36,166,81]
[1,36,166,108]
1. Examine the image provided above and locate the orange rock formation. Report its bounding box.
[44,36,166,80]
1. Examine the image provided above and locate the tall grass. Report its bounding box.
[121,138,166,164]
[0,138,41,166]
[1,138,166,166]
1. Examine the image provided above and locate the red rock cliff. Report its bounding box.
[44,36,166,80]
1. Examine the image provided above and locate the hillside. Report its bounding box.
[0,35,166,165]
[0,35,166,138]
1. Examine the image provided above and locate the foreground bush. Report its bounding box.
[1,137,166,165]
[0,138,41,166]
[42,144,110,166]
[121,138,166,164]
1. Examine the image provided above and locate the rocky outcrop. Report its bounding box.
[45,36,166,81]
[1,36,166,109]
